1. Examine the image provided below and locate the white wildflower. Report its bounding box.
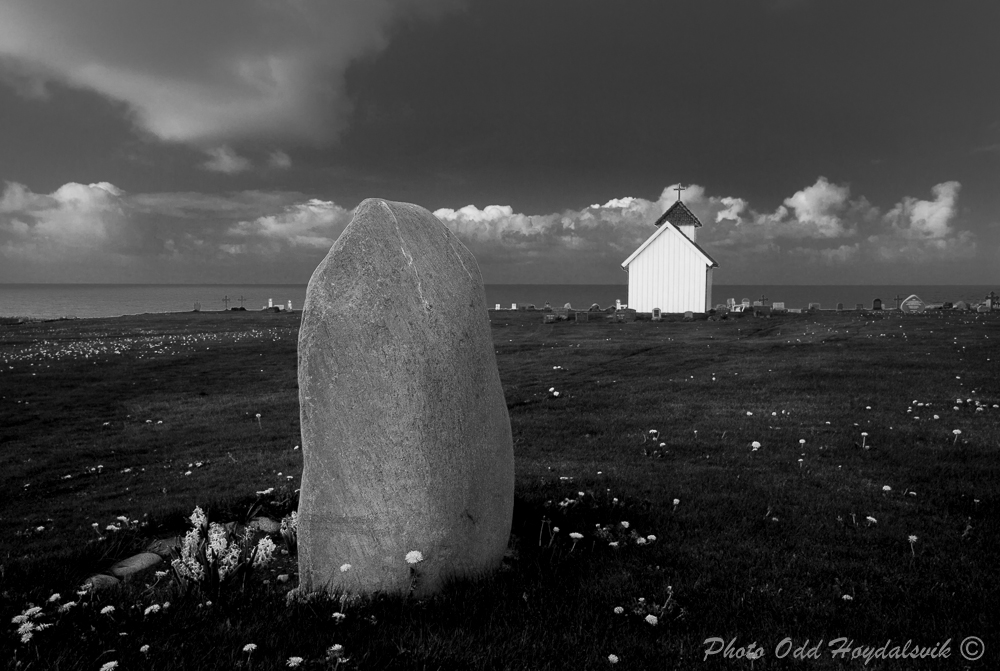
[253,537,277,568]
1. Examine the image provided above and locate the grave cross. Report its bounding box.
[759,293,768,304]
[238,295,246,308]
[987,291,998,303]
[223,295,230,310]
[674,184,686,201]
[894,294,903,310]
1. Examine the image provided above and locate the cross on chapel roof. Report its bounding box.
[653,200,702,229]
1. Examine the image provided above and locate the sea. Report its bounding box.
[0,284,996,320]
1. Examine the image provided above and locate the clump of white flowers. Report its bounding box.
[170,506,278,594]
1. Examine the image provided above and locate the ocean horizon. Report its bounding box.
[0,283,996,320]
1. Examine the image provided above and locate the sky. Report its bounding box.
[0,0,997,285]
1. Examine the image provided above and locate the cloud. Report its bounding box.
[202,146,252,174]
[268,150,292,170]
[0,181,125,248]
[781,177,852,237]
[0,180,353,281]
[230,199,353,252]
[885,181,960,240]
[434,178,977,283]
[0,178,980,283]
[866,181,974,262]
[0,1,455,148]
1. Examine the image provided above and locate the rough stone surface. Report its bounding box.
[109,552,163,579]
[297,198,515,596]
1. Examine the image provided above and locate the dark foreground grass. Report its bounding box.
[1,309,998,669]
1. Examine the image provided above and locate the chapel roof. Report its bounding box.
[654,200,702,228]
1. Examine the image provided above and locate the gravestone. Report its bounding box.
[193,302,201,312]
[268,298,273,308]
[511,303,517,310]
[615,299,622,310]
[298,199,515,597]
[563,303,572,309]
[753,301,763,307]
[977,304,989,313]
[683,311,694,321]
[287,300,293,311]
[544,313,556,323]
[575,311,590,323]
[741,298,751,308]
[836,303,844,311]
[954,301,968,311]
[495,304,500,311]
[855,303,864,310]
[899,295,926,314]
[789,308,802,314]
[727,298,736,309]
[871,298,883,310]
[589,303,602,312]
[808,303,820,310]
[651,307,662,321]
[772,302,785,310]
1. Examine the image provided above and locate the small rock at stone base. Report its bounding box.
[83,574,120,591]
[109,552,163,579]
[250,517,281,534]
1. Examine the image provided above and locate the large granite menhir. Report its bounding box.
[297,198,515,596]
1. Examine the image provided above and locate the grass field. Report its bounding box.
[1,308,998,669]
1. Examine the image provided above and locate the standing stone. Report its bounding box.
[297,199,515,596]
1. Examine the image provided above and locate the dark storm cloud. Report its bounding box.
[0,0,457,151]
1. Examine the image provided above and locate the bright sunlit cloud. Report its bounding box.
[0,178,978,283]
